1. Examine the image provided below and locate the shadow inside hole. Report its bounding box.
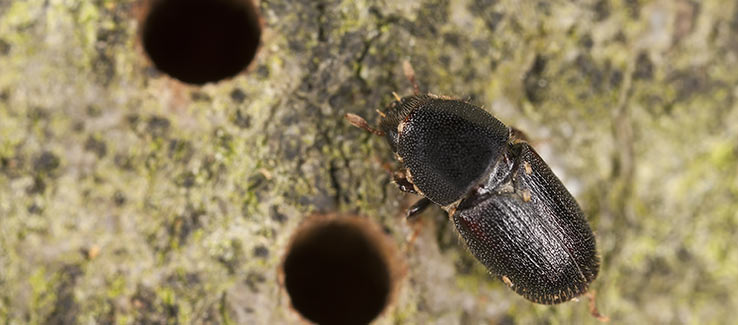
[141,0,261,85]
[283,221,392,325]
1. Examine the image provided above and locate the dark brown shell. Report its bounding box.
[453,142,599,304]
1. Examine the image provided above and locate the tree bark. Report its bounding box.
[1,0,737,323]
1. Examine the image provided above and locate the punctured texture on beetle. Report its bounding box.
[380,95,509,206]
[453,142,599,304]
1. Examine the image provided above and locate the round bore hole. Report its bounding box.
[282,215,402,325]
[140,0,262,85]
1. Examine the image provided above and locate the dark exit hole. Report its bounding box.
[141,0,261,85]
[283,217,396,325]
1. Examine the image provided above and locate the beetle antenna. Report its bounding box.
[344,113,385,136]
[402,61,420,95]
[375,109,387,118]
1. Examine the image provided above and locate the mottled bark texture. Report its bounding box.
[1,0,738,323]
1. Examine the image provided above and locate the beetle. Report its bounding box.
[345,62,600,305]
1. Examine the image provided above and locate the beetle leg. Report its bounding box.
[406,197,432,220]
[393,171,418,194]
[509,126,530,144]
[586,290,610,322]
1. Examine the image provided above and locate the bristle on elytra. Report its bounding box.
[344,113,385,136]
[392,91,402,101]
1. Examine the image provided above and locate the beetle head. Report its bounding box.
[378,95,433,153]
